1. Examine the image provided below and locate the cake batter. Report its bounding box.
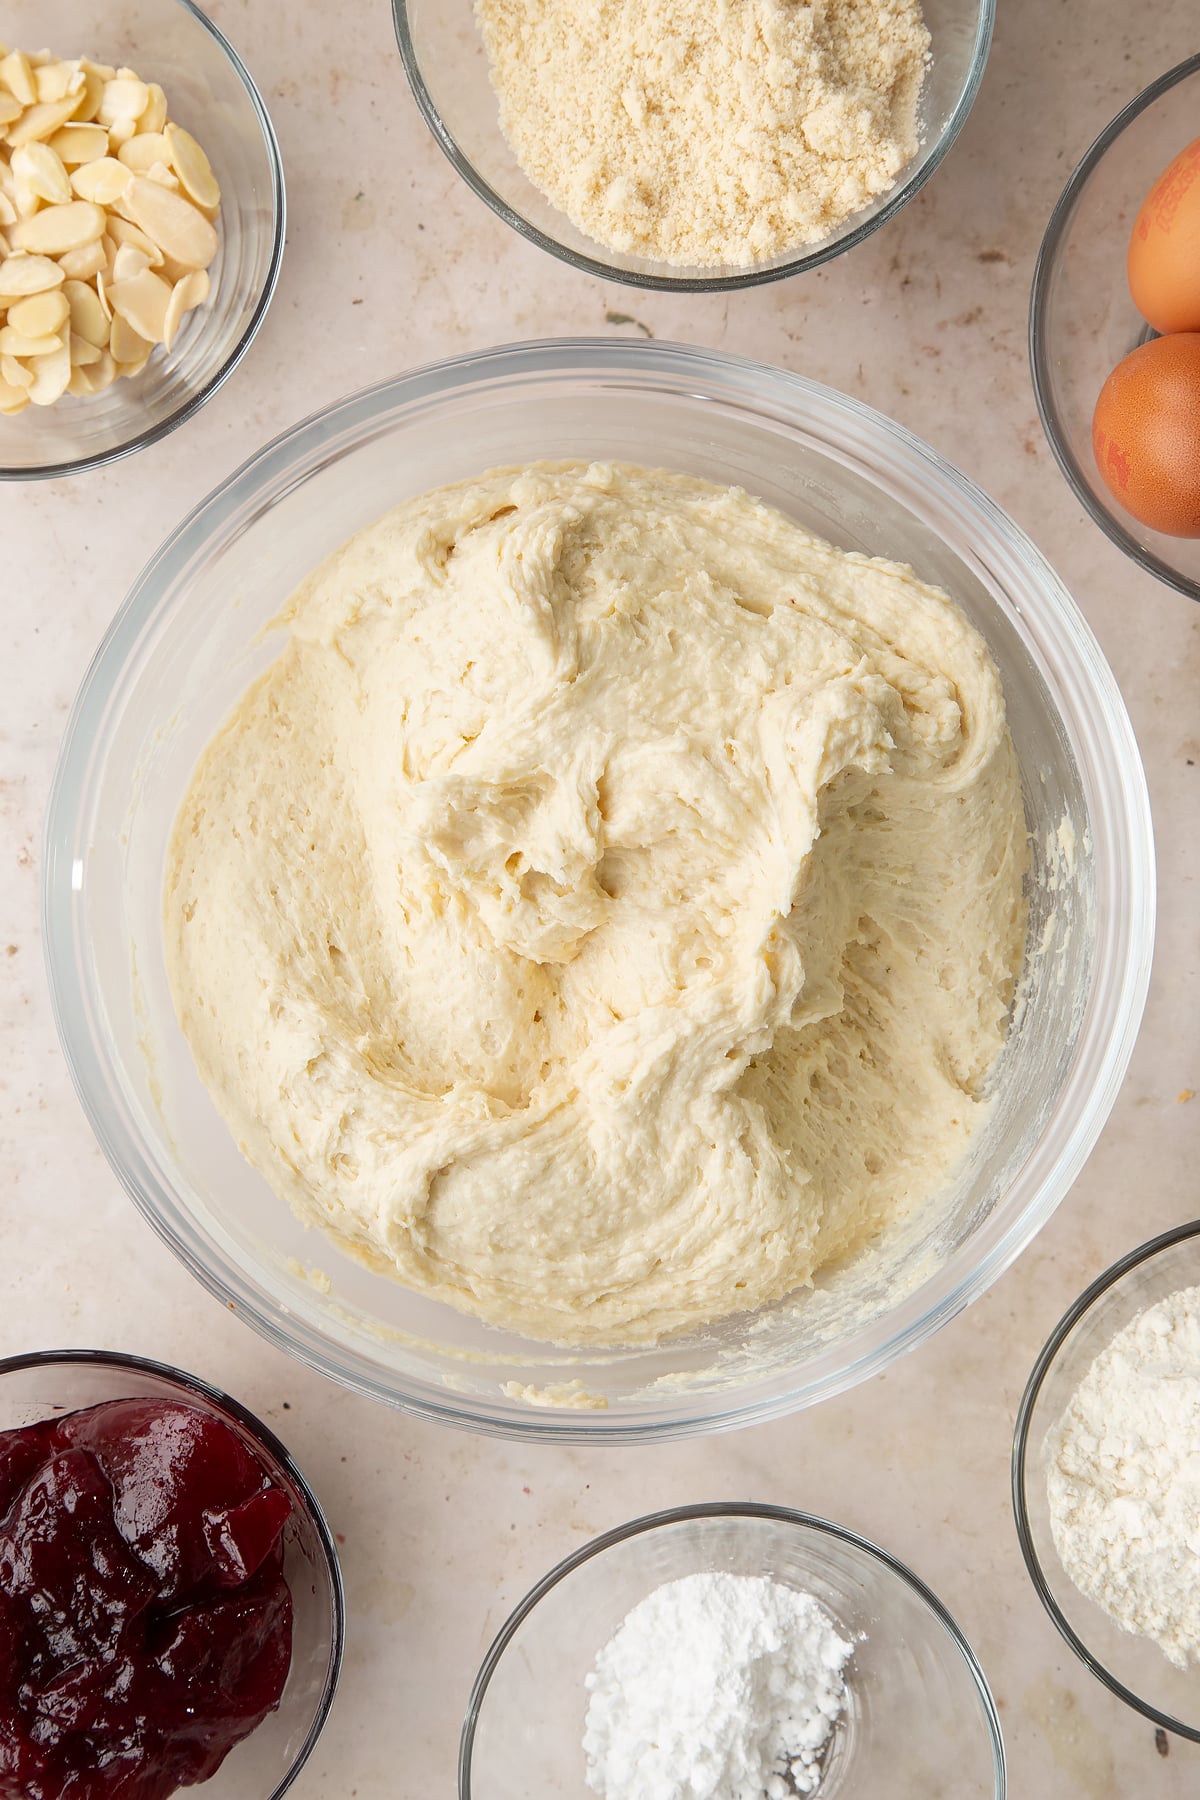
[164,462,1027,1346]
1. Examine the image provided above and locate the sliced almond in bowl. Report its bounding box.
[0,252,63,294]
[0,324,64,357]
[117,130,171,174]
[0,352,32,388]
[11,140,70,204]
[70,156,131,206]
[12,199,105,255]
[107,266,171,344]
[122,175,217,269]
[63,277,109,345]
[162,268,209,350]
[7,287,68,336]
[164,122,220,211]
[6,95,81,147]
[0,373,29,413]
[49,122,108,166]
[97,76,149,129]
[26,336,70,404]
[55,236,106,280]
[108,310,152,366]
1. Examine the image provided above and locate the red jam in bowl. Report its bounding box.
[0,1398,293,1799]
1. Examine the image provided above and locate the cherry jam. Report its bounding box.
[0,1398,294,1799]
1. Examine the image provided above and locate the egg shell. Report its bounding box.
[1092,332,1200,538]
[1127,136,1200,335]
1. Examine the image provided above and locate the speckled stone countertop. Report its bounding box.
[3,1,1199,1794]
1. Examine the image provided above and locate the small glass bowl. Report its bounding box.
[460,1502,1006,1797]
[0,1348,345,1796]
[1030,54,1200,602]
[0,0,285,481]
[1012,1220,1200,1739]
[393,0,994,292]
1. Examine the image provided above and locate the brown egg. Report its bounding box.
[1092,334,1200,538]
[1127,136,1200,335]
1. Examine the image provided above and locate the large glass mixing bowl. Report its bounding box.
[43,340,1154,1442]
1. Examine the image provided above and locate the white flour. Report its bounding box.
[1046,1282,1200,1669]
[583,1571,852,1799]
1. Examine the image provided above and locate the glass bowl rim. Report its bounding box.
[0,0,287,484]
[458,1498,1007,1798]
[1028,51,1200,604]
[1011,1216,1200,1741]
[390,0,996,293]
[43,334,1155,1443]
[0,1344,347,1796]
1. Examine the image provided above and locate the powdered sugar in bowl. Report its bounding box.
[1014,1219,1200,1741]
[460,1503,1006,1798]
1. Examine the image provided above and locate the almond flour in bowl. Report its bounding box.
[474,0,931,268]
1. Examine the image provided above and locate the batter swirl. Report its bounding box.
[165,462,1027,1346]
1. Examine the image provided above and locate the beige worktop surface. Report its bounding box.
[3,1,1199,1793]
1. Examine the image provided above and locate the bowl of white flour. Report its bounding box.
[460,1502,1006,1798]
[1014,1219,1200,1741]
[392,0,994,289]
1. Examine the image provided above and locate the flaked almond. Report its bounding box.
[26,335,70,403]
[11,180,40,220]
[98,76,149,127]
[70,155,131,205]
[0,93,22,127]
[162,267,208,349]
[0,252,64,293]
[108,267,170,344]
[11,140,71,204]
[69,65,105,124]
[48,122,108,165]
[34,59,82,104]
[108,310,152,364]
[6,95,80,146]
[63,277,109,345]
[6,287,69,336]
[141,83,167,136]
[123,175,217,269]
[110,242,151,283]
[12,198,105,253]
[0,351,32,388]
[106,215,163,267]
[117,130,171,173]
[68,329,101,365]
[0,49,37,108]
[68,343,116,393]
[0,373,29,412]
[164,122,220,210]
[55,235,107,279]
[0,324,64,357]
